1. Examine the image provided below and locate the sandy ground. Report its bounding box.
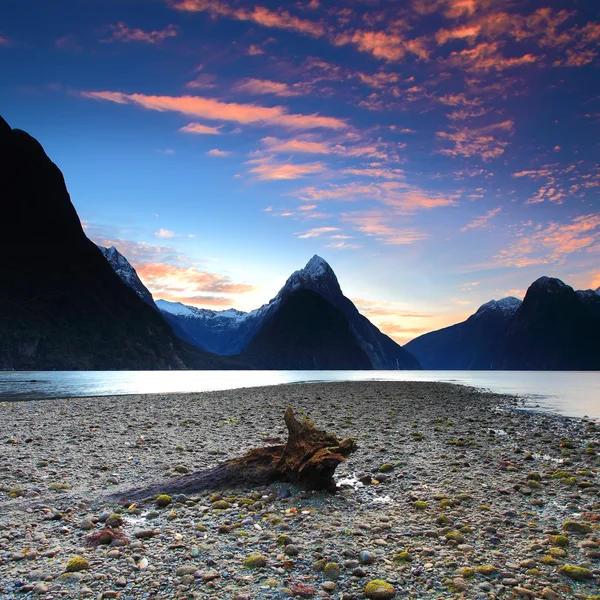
[0,381,598,599]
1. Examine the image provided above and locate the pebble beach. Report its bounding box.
[0,381,599,600]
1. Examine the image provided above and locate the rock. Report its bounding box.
[243,553,266,568]
[134,529,157,539]
[32,583,48,594]
[65,556,90,572]
[359,550,375,564]
[199,570,220,582]
[80,520,95,531]
[176,565,197,576]
[558,564,592,581]
[284,544,300,556]
[364,579,396,599]
[323,562,341,580]
[322,581,336,592]
[541,587,561,600]
[352,567,367,577]
[104,514,123,528]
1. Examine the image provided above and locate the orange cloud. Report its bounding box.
[135,261,254,304]
[461,207,501,231]
[171,0,325,37]
[82,91,347,130]
[334,29,430,62]
[102,22,177,43]
[435,24,481,45]
[445,42,538,72]
[179,122,222,134]
[495,214,600,268]
[436,120,514,160]
[246,157,326,180]
[261,136,331,154]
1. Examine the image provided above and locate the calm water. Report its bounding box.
[0,370,598,420]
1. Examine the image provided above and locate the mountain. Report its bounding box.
[98,245,157,309]
[157,255,420,369]
[236,289,372,369]
[405,297,521,370]
[0,115,231,370]
[157,299,271,354]
[498,277,600,370]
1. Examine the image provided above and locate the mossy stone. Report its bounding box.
[413,500,428,510]
[212,500,231,510]
[446,530,465,544]
[105,513,123,528]
[65,556,90,572]
[563,521,592,534]
[551,535,569,547]
[559,565,592,581]
[476,565,497,576]
[243,553,266,569]
[155,494,172,508]
[378,463,394,473]
[393,551,412,563]
[323,562,341,580]
[364,579,396,599]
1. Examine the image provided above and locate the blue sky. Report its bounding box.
[2,0,599,342]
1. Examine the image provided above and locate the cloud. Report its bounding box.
[154,228,177,238]
[134,261,254,304]
[444,42,539,72]
[435,24,481,45]
[102,22,177,44]
[436,120,514,160]
[0,36,11,46]
[207,148,230,157]
[344,211,431,245]
[495,214,600,268]
[234,78,304,96]
[179,122,222,134]
[82,90,347,130]
[185,73,217,89]
[295,226,340,239]
[247,44,265,55]
[261,136,332,154]
[461,207,501,231]
[170,0,326,37]
[296,181,457,214]
[246,157,326,180]
[326,241,361,249]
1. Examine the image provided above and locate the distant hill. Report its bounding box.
[0,115,231,370]
[406,278,600,371]
[405,297,521,369]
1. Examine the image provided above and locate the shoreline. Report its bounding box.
[1,381,598,599]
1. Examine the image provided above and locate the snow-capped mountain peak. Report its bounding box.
[283,255,340,294]
[98,244,156,308]
[475,296,522,318]
[530,276,568,293]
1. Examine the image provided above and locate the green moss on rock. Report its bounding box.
[364,579,396,599]
[563,521,592,534]
[243,553,266,569]
[155,494,172,508]
[65,556,90,572]
[559,565,592,581]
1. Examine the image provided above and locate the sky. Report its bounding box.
[1,0,599,344]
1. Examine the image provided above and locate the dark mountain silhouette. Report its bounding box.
[236,289,372,369]
[405,297,521,369]
[498,277,600,370]
[157,255,420,370]
[0,116,231,370]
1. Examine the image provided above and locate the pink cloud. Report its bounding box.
[460,207,501,231]
[234,78,303,97]
[295,226,340,239]
[179,122,222,134]
[207,148,230,157]
[261,136,331,154]
[436,120,514,160]
[171,0,325,37]
[154,228,177,239]
[82,90,347,130]
[344,211,431,245]
[495,214,600,268]
[246,157,326,180]
[102,22,177,44]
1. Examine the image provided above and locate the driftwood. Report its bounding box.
[116,407,356,502]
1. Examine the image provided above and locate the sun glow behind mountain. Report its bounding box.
[2,0,599,343]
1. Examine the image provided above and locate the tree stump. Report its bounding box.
[115,407,356,502]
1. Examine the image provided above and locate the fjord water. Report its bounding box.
[0,370,598,419]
